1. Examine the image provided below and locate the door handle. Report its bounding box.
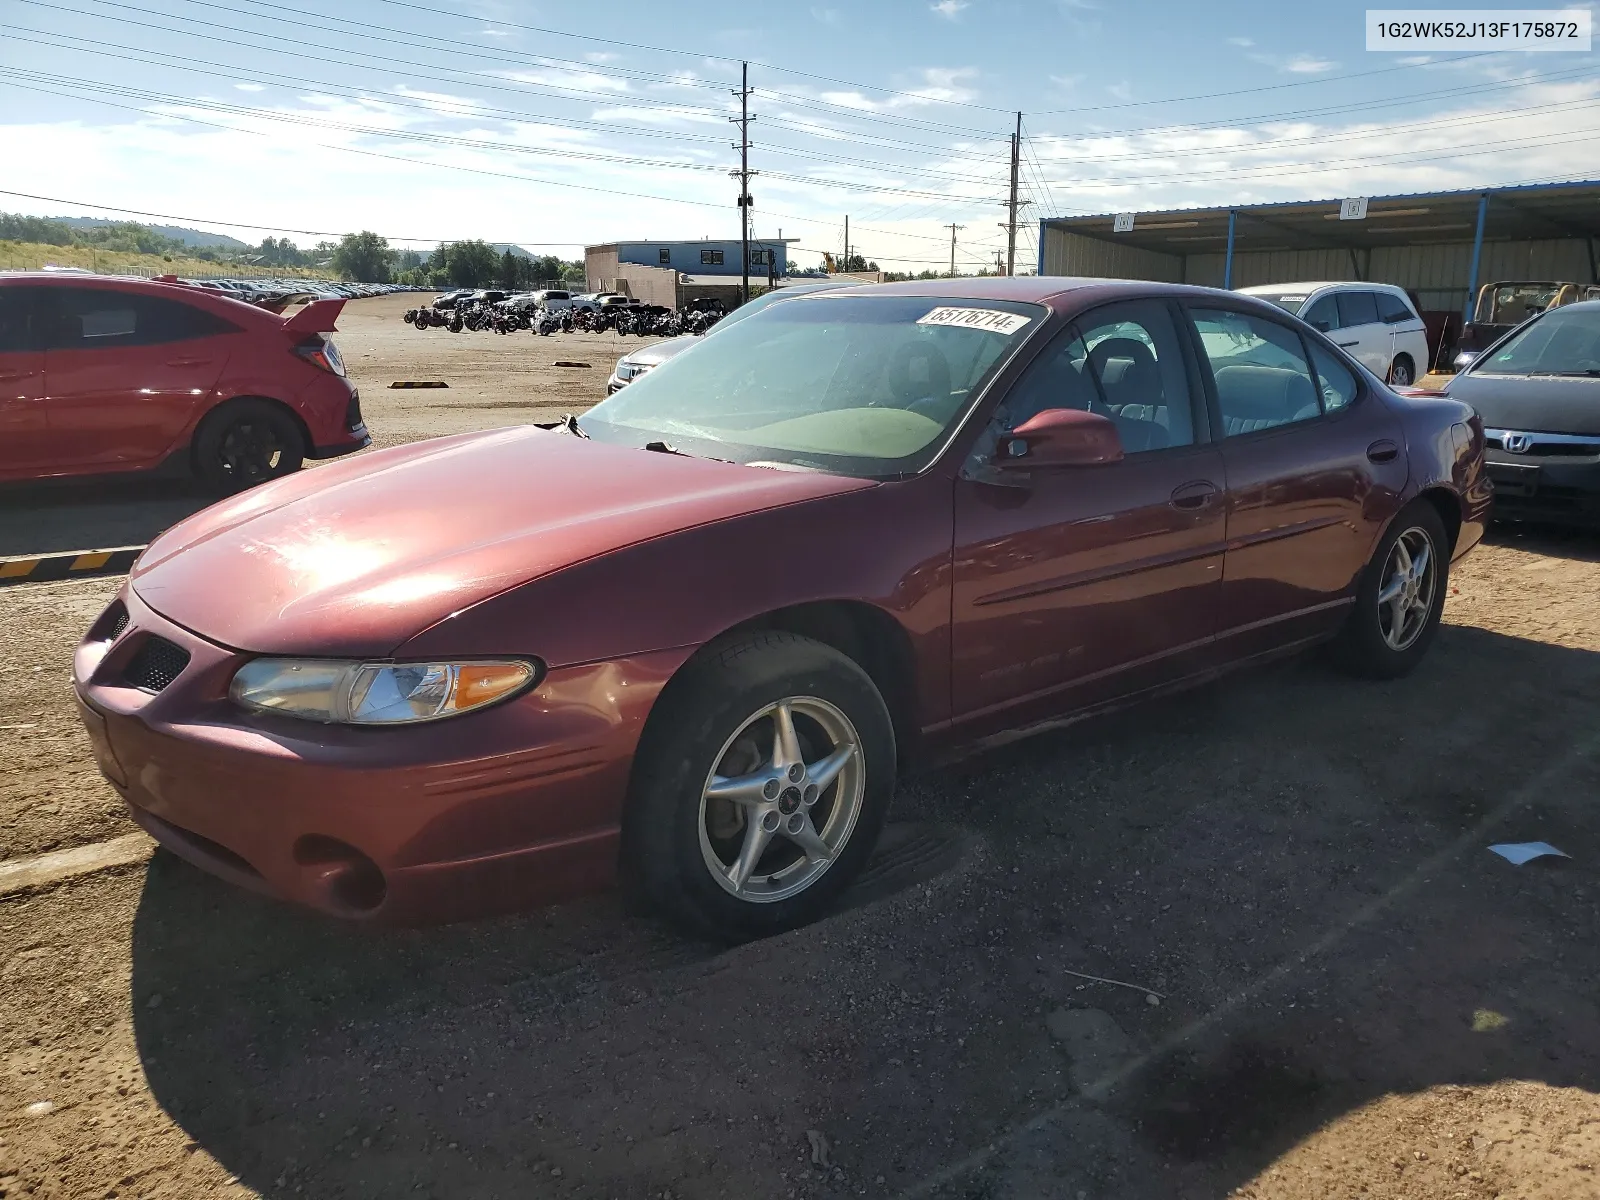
[1169,480,1218,510]
[1337,340,1360,348]
[1367,439,1400,463]
[0,371,36,382]
[164,357,211,368]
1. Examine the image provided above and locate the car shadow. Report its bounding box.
[0,476,215,557]
[1485,519,1600,563]
[129,623,1600,1198]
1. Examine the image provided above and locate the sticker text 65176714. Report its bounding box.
[915,307,1033,336]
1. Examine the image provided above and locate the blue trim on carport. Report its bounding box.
[1464,193,1489,321]
[1223,210,1236,289]
[1036,218,1046,275]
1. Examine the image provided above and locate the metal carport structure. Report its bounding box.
[1037,180,1600,320]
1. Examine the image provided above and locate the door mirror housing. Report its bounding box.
[994,408,1125,468]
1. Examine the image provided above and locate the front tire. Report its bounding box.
[1387,354,1416,387]
[623,632,895,941]
[192,399,305,494]
[1331,500,1449,678]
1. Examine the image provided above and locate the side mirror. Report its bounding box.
[1309,318,1333,332]
[994,408,1124,469]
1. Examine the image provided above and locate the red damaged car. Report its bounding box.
[0,274,369,490]
[72,279,1490,938]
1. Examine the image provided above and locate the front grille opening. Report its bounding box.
[346,392,364,431]
[124,637,191,692]
[100,601,130,642]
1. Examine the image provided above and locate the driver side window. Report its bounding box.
[993,300,1196,454]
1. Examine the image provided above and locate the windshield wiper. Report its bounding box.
[643,439,733,464]
[555,412,588,438]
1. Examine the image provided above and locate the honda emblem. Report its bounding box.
[1502,433,1533,454]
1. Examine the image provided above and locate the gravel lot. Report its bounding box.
[2,295,1598,1199]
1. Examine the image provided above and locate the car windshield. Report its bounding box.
[1248,292,1310,315]
[709,284,847,332]
[578,295,1044,477]
[1472,306,1600,376]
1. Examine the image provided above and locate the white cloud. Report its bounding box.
[1228,36,1255,47]
[931,0,968,15]
[811,6,842,23]
[234,83,265,93]
[1106,81,1132,101]
[1398,54,1434,66]
[1049,73,1084,91]
[1249,50,1338,74]
[585,52,620,63]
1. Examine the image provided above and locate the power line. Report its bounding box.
[0,188,583,244]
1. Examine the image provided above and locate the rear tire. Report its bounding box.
[622,633,895,941]
[1387,354,1416,387]
[1330,500,1449,679]
[192,398,305,494]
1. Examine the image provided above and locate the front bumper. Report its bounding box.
[1484,449,1600,524]
[73,585,689,923]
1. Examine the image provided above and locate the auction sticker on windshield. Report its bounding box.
[916,307,1032,335]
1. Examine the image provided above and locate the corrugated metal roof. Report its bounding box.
[1042,178,1600,255]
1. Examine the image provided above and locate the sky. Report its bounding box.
[3,0,1599,272]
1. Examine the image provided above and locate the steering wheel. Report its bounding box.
[886,341,953,417]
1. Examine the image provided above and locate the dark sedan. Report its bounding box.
[1434,300,1600,524]
[73,278,1489,939]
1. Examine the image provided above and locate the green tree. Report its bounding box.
[331,231,392,282]
[432,240,500,288]
[499,248,521,291]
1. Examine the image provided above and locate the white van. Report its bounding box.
[1236,282,1430,386]
[531,289,572,312]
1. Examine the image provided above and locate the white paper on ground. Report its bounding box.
[1488,841,1570,865]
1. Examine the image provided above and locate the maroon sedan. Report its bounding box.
[0,274,369,490]
[73,279,1490,938]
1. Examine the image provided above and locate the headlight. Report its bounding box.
[614,360,639,381]
[229,658,540,725]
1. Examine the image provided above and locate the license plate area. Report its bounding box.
[1487,462,1541,497]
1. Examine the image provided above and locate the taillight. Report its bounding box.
[294,335,346,377]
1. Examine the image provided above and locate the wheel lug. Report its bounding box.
[762,779,780,800]
[787,763,804,783]
[784,813,804,835]
[802,784,819,806]
[760,811,781,833]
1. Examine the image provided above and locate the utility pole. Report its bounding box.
[945,223,964,278]
[842,215,849,273]
[1005,110,1022,276]
[729,61,755,304]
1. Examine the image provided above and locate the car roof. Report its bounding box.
[1237,281,1406,294]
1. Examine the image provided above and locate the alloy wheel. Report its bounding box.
[697,696,865,904]
[219,420,286,484]
[1376,525,1436,651]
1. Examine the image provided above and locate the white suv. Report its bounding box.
[531,289,572,312]
[1236,282,1430,386]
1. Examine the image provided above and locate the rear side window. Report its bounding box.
[1375,290,1414,323]
[1307,342,1359,412]
[1190,308,1322,436]
[0,288,45,352]
[45,289,237,350]
[1335,290,1380,328]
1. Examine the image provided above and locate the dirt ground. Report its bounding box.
[2,297,1600,1198]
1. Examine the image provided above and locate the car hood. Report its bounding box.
[622,335,699,367]
[130,426,872,657]
[1448,372,1600,435]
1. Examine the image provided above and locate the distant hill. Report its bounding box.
[52,215,249,250]
[488,243,537,259]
